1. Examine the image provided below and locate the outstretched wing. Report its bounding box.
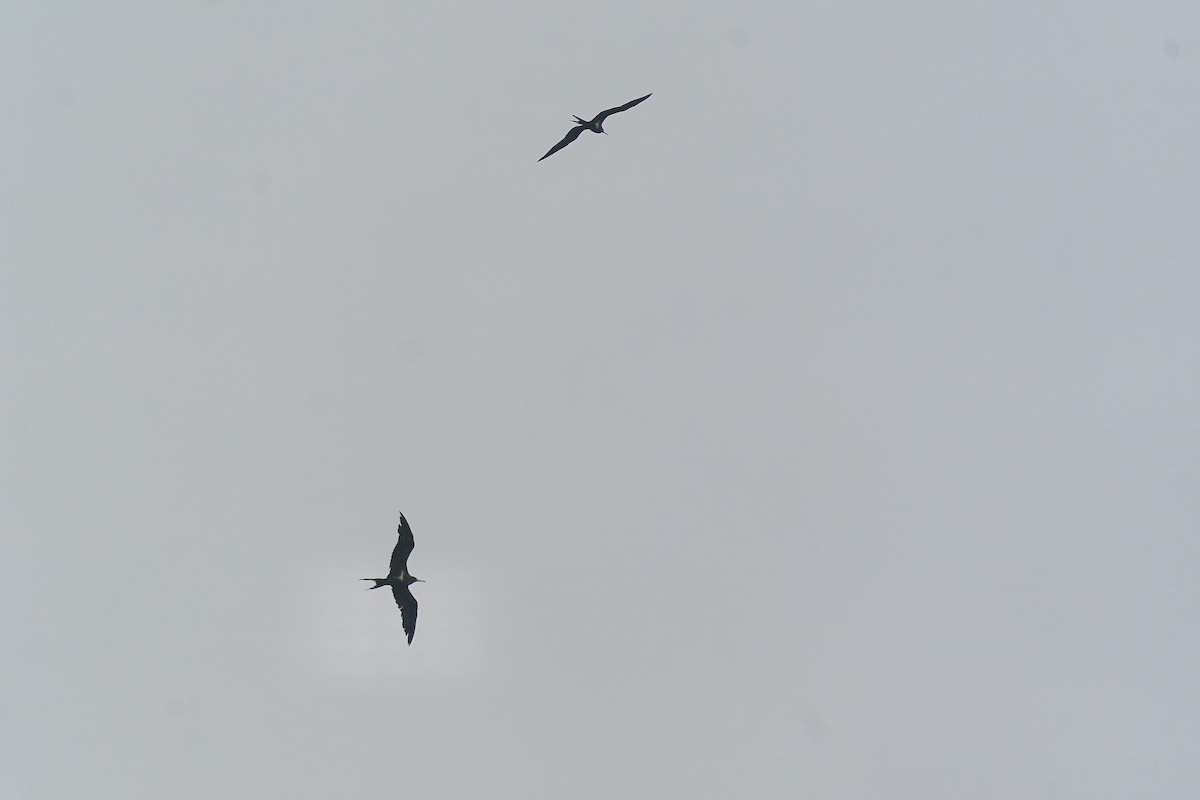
[387,512,415,579]
[391,584,418,645]
[538,124,586,162]
[594,93,652,125]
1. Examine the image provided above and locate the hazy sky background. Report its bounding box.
[3,2,1199,798]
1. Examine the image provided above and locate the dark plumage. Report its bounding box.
[538,93,652,162]
[362,512,423,644]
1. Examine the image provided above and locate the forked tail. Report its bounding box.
[361,578,388,590]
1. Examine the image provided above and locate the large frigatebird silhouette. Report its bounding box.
[362,512,423,644]
[538,93,652,162]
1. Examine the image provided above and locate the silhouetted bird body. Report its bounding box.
[362,512,423,644]
[538,93,652,161]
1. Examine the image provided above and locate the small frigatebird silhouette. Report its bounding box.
[362,512,424,644]
[538,93,652,162]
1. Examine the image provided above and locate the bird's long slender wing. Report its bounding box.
[387,513,415,579]
[391,584,418,645]
[538,124,586,162]
[594,93,652,125]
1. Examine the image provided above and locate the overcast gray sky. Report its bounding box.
[3,2,1199,798]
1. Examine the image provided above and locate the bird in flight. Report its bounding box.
[362,512,424,644]
[538,93,652,162]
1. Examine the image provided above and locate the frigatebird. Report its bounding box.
[362,512,424,644]
[537,93,652,162]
